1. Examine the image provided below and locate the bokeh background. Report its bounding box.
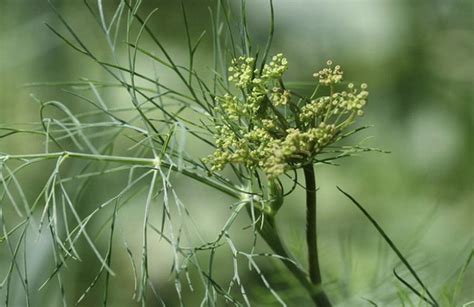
[0,0,472,306]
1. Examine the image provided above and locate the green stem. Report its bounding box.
[1,151,239,199]
[303,164,331,306]
[248,177,331,306]
[252,212,328,306]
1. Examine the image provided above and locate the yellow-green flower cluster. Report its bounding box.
[227,56,255,88]
[300,82,369,122]
[313,60,343,86]
[209,125,283,176]
[336,83,368,116]
[299,97,331,122]
[207,56,369,178]
[220,54,290,120]
[208,124,337,178]
[282,123,336,158]
[270,88,291,106]
[262,53,288,79]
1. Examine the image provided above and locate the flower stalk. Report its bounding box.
[255,212,330,306]
[304,164,332,306]
[248,178,331,306]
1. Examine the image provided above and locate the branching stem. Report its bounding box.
[1,151,239,199]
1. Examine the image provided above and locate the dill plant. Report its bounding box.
[205,55,370,305]
[0,1,447,306]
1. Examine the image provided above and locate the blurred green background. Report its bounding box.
[0,0,472,306]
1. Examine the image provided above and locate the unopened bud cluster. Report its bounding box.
[207,55,369,178]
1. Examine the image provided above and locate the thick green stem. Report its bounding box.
[248,176,331,306]
[253,213,329,306]
[303,164,332,306]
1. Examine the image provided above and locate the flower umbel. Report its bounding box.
[313,60,343,86]
[207,56,369,178]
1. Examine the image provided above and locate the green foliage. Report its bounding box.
[0,1,471,306]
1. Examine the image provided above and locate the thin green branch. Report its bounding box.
[1,151,239,199]
[338,186,439,307]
